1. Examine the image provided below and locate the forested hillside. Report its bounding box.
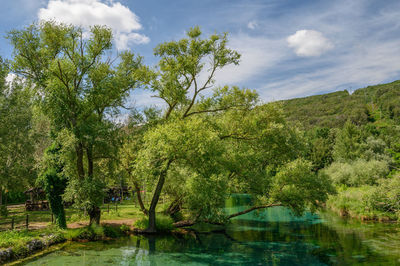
[281,80,400,129]
[280,80,400,221]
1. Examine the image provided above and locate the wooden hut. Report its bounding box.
[24,188,49,211]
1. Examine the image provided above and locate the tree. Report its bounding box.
[307,127,335,171]
[333,121,363,162]
[0,57,35,205]
[127,26,252,232]
[37,142,67,228]
[127,27,332,232]
[8,21,149,224]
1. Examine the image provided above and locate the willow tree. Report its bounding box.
[126,27,333,232]
[8,21,149,224]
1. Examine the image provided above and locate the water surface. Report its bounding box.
[25,194,400,265]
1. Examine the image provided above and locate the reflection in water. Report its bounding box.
[26,195,400,265]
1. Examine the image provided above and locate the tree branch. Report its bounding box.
[227,203,282,219]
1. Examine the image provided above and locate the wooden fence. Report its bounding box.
[0,214,30,231]
[0,203,120,232]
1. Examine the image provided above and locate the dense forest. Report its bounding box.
[0,21,399,234]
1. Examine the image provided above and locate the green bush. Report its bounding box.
[134,214,174,232]
[64,225,127,241]
[65,225,104,241]
[103,225,123,238]
[119,224,131,234]
[368,175,400,218]
[322,159,389,186]
[0,205,8,217]
[0,230,32,249]
[326,185,399,220]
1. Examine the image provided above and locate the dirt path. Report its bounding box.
[28,219,137,230]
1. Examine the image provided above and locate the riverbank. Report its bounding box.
[0,223,135,265]
[1,199,399,265]
[17,207,400,265]
[326,186,399,222]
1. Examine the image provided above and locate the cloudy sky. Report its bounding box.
[1,0,400,106]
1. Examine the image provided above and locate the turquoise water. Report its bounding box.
[25,195,400,265]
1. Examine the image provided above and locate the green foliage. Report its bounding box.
[369,175,400,218]
[119,224,131,234]
[0,56,35,195]
[64,176,105,211]
[322,159,389,186]
[281,80,400,129]
[66,225,103,241]
[0,228,65,252]
[327,184,400,220]
[270,159,335,214]
[0,205,8,217]
[8,21,150,222]
[64,224,126,241]
[37,142,67,229]
[307,127,335,170]
[333,121,363,162]
[134,214,174,232]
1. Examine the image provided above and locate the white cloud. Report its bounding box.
[38,0,149,50]
[287,30,334,57]
[247,20,258,30]
[259,39,400,101]
[210,34,287,86]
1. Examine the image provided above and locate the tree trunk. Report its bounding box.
[227,203,282,219]
[87,145,93,178]
[133,181,148,215]
[146,160,172,233]
[88,206,101,225]
[0,189,2,206]
[76,142,85,179]
[166,197,182,216]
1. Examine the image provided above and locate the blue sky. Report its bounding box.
[1,0,400,107]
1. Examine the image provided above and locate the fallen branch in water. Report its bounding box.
[174,203,282,228]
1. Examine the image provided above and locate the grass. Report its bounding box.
[0,223,132,264]
[134,214,175,232]
[326,186,398,221]
[0,226,64,249]
[63,224,128,241]
[0,198,165,229]
[0,195,175,255]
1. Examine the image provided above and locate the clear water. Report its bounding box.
[25,194,400,265]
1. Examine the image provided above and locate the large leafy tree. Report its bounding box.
[0,57,35,205]
[8,21,149,224]
[124,27,332,232]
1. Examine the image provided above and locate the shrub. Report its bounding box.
[368,175,400,218]
[65,225,104,241]
[326,184,400,220]
[0,205,8,217]
[322,159,389,186]
[134,214,174,232]
[103,225,122,238]
[119,224,131,234]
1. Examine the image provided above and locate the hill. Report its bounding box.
[280,80,400,129]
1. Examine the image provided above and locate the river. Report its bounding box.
[24,194,400,265]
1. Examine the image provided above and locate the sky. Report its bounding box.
[1,0,400,107]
